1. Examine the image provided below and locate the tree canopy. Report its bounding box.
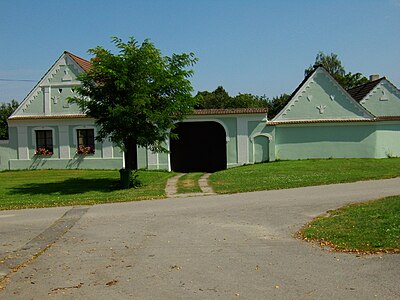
[0,100,19,140]
[305,51,369,89]
[70,37,198,173]
[195,86,268,109]
[266,93,291,119]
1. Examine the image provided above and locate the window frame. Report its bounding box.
[76,128,95,154]
[35,130,53,154]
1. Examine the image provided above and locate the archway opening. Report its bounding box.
[170,121,227,173]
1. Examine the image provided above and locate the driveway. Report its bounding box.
[1,178,400,299]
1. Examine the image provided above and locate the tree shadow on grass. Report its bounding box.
[7,178,122,196]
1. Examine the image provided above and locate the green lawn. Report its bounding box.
[299,196,400,253]
[177,172,204,194]
[209,158,400,193]
[0,169,175,210]
[2,158,400,210]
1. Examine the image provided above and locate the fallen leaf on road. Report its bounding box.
[106,280,118,286]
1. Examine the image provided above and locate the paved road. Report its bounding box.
[1,178,400,299]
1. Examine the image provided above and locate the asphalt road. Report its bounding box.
[1,178,400,299]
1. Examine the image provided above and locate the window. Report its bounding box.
[76,129,95,154]
[35,130,53,155]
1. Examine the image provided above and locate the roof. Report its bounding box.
[8,114,88,120]
[347,77,385,102]
[64,51,92,72]
[271,65,324,122]
[8,109,267,120]
[376,116,400,121]
[192,108,268,115]
[267,119,376,125]
[271,66,374,123]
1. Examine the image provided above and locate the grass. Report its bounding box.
[209,158,400,193]
[2,158,400,210]
[176,172,204,194]
[299,196,400,253]
[0,169,175,210]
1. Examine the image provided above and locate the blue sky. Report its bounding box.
[1,0,399,104]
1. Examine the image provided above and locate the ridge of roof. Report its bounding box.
[347,77,386,102]
[64,51,92,72]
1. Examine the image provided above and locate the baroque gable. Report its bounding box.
[271,67,374,123]
[10,52,88,118]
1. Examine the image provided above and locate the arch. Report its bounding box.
[180,118,230,142]
[170,121,227,172]
[251,133,271,163]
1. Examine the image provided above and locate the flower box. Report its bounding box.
[35,148,53,156]
[76,145,95,155]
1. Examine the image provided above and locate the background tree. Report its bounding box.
[266,93,291,119]
[195,86,268,109]
[196,86,230,108]
[0,100,19,140]
[305,51,368,89]
[70,37,197,188]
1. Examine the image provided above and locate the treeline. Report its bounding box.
[195,86,290,119]
[195,51,370,119]
[0,100,19,139]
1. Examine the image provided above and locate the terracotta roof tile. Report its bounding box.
[9,108,268,121]
[64,51,92,72]
[192,108,267,115]
[347,78,385,102]
[9,114,88,120]
[267,119,376,125]
[376,116,400,121]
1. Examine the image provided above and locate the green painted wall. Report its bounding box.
[0,127,24,171]
[253,137,269,162]
[360,82,400,117]
[113,145,123,157]
[0,142,14,170]
[223,118,238,167]
[28,125,59,158]
[51,87,81,114]
[275,69,370,121]
[274,123,377,160]
[67,125,102,159]
[137,147,148,169]
[375,122,400,158]
[48,65,79,83]
[158,152,169,170]
[23,90,44,115]
[248,122,275,162]
[9,158,122,170]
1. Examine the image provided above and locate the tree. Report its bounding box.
[231,93,268,109]
[195,86,231,109]
[0,100,19,140]
[305,51,368,89]
[266,93,291,119]
[70,37,197,188]
[195,86,268,109]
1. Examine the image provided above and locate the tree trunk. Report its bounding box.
[124,137,138,170]
[120,137,138,189]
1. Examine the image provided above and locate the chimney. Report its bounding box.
[369,74,379,81]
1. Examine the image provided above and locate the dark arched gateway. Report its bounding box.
[170,121,227,173]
